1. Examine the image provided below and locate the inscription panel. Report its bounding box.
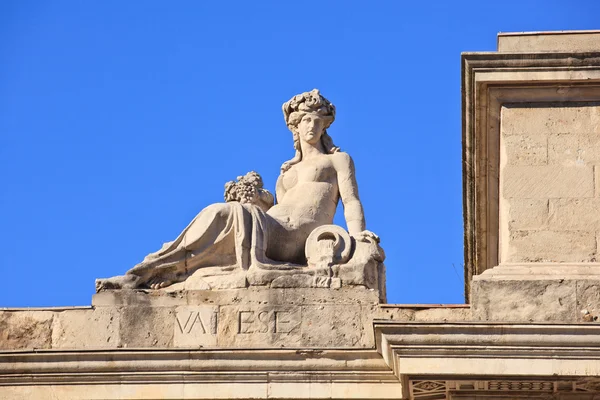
[238,308,300,334]
[218,306,302,347]
[173,306,218,347]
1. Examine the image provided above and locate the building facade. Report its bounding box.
[2,31,600,399]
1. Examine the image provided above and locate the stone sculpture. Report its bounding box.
[96,89,385,293]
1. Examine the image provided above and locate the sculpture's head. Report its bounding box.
[281,89,340,171]
[283,89,335,131]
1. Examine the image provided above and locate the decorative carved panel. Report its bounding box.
[409,378,600,400]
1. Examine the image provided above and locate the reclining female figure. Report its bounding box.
[96,89,378,291]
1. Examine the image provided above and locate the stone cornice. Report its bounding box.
[0,347,405,399]
[0,348,396,385]
[375,321,600,382]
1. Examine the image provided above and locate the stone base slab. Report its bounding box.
[1,288,381,351]
[472,263,600,322]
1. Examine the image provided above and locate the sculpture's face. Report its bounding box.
[297,113,325,145]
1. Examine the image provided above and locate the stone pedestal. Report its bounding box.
[91,288,380,349]
[0,288,380,352]
[463,30,600,322]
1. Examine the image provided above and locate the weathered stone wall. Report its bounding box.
[500,104,600,264]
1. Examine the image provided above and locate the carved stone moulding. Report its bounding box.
[409,378,600,400]
[375,321,600,399]
[0,348,402,400]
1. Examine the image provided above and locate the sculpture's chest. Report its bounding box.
[283,158,336,189]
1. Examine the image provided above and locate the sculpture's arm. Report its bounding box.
[335,152,380,243]
[335,152,365,235]
[256,188,274,211]
[275,173,286,204]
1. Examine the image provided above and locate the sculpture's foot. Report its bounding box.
[148,277,174,290]
[95,274,141,292]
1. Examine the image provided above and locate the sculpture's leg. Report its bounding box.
[125,203,236,289]
[96,203,239,292]
[264,218,311,265]
[95,274,142,291]
[95,256,187,291]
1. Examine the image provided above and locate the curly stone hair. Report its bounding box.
[281,89,340,172]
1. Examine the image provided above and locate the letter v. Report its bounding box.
[176,312,193,334]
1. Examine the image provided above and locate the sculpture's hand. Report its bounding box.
[280,162,292,173]
[224,171,270,206]
[239,188,274,212]
[256,188,274,209]
[351,230,380,244]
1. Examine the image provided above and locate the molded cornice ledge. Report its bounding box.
[375,320,600,378]
[0,348,402,399]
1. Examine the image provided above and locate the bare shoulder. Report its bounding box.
[330,151,354,169]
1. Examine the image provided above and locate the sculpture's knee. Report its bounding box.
[203,203,231,219]
[181,203,233,251]
[194,203,232,234]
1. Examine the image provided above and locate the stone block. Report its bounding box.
[502,165,594,199]
[505,230,595,263]
[548,133,583,166]
[412,307,472,322]
[188,287,379,307]
[576,281,600,322]
[579,134,600,164]
[267,381,332,399]
[360,304,378,346]
[186,287,288,307]
[173,305,218,347]
[271,274,315,288]
[301,305,365,347]
[498,31,600,53]
[549,198,600,231]
[0,311,53,350]
[51,308,119,349]
[549,132,600,166]
[502,134,547,166]
[282,287,379,305]
[472,279,577,322]
[120,306,174,348]
[94,287,379,309]
[92,290,186,307]
[507,199,549,230]
[373,307,415,321]
[373,306,472,323]
[331,382,403,399]
[213,300,373,348]
[502,105,599,136]
[217,305,303,347]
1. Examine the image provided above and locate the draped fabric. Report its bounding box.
[127,202,271,281]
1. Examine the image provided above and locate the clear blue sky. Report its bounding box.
[1,1,599,307]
